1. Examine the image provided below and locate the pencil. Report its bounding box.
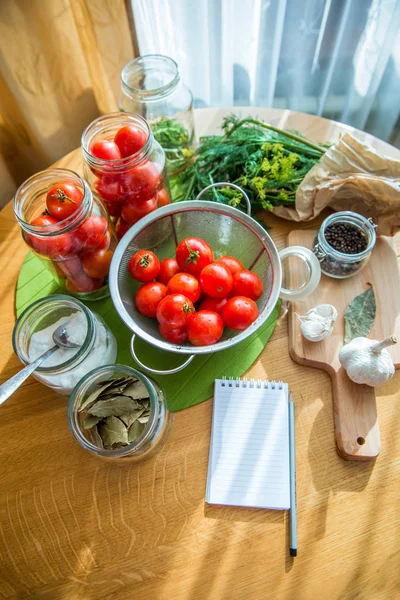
[289,392,297,557]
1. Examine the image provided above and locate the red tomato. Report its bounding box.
[175,237,214,276]
[90,140,122,161]
[31,213,58,228]
[75,215,109,252]
[187,310,224,346]
[66,275,104,293]
[26,217,75,259]
[200,263,233,298]
[156,294,195,328]
[115,217,131,240]
[215,255,244,276]
[167,272,200,303]
[157,189,171,207]
[232,270,263,301]
[222,296,258,330]
[102,200,122,218]
[135,282,167,318]
[114,125,147,157]
[199,295,228,315]
[128,250,160,282]
[46,183,83,220]
[120,162,160,201]
[121,196,157,225]
[54,256,83,279]
[94,176,122,202]
[81,248,113,278]
[158,257,180,285]
[159,323,188,344]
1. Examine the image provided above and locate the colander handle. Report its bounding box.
[196,183,252,216]
[279,246,321,301]
[130,334,195,375]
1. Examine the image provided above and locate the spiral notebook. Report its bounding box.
[206,377,290,510]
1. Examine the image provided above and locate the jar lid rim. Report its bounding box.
[121,54,180,99]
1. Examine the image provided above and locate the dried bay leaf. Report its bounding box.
[89,425,104,449]
[83,414,102,429]
[79,381,122,412]
[344,286,376,344]
[89,396,143,417]
[119,409,146,427]
[123,380,150,401]
[128,420,145,442]
[98,416,129,448]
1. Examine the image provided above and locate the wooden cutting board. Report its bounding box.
[287,230,400,461]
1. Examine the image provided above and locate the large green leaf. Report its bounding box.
[16,253,281,412]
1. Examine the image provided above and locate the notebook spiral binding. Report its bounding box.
[221,376,283,389]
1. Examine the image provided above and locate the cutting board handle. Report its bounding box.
[331,367,381,461]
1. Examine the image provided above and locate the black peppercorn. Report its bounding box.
[324,222,368,254]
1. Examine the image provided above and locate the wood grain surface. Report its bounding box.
[0,108,399,600]
[288,231,400,462]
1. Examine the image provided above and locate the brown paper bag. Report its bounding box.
[273,133,400,235]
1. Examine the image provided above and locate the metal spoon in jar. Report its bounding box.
[0,322,80,406]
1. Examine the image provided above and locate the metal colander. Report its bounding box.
[109,198,282,369]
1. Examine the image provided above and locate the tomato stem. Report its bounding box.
[139,254,150,268]
[184,242,200,265]
[51,189,78,204]
[183,302,195,314]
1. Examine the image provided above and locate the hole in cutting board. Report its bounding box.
[357,437,366,446]
[282,254,311,291]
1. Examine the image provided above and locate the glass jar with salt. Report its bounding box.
[13,295,117,395]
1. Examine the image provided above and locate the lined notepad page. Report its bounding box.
[206,378,290,510]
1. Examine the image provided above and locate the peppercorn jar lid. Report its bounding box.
[313,211,377,279]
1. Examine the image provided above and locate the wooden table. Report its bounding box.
[1,108,399,600]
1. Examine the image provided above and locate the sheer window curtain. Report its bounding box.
[131,0,400,145]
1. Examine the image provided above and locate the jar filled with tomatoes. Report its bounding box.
[14,168,116,300]
[81,113,171,239]
[119,55,195,176]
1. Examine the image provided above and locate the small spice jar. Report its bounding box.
[14,169,116,300]
[81,113,170,236]
[68,364,170,460]
[313,211,377,279]
[119,55,195,175]
[13,295,117,395]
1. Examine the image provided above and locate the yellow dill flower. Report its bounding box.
[251,176,267,200]
[182,148,195,158]
[278,190,289,201]
[260,158,270,173]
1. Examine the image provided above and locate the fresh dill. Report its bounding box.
[175,115,327,214]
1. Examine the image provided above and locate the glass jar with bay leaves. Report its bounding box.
[68,364,170,459]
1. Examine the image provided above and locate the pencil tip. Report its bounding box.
[290,549,297,557]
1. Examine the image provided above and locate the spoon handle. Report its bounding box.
[0,345,59,406]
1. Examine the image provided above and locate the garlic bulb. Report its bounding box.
[339,335,397,387]
[296,304,338,342]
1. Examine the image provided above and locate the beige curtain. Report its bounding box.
[0,0,135,208]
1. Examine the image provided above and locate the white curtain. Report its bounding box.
[131,0,400,144]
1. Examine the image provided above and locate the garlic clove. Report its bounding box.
[296,304,337,342]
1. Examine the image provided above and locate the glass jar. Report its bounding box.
[313,211,377,279]
[13,295,118,395]
[81,112,170,237]
[14,168,116,301]
[119,55,195,176]
[68,364,170,460]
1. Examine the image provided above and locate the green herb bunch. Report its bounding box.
[175,115,327,214]
[152,117,194,173]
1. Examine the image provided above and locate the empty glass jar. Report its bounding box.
[14,169,116,300]
[119,55,195,175]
